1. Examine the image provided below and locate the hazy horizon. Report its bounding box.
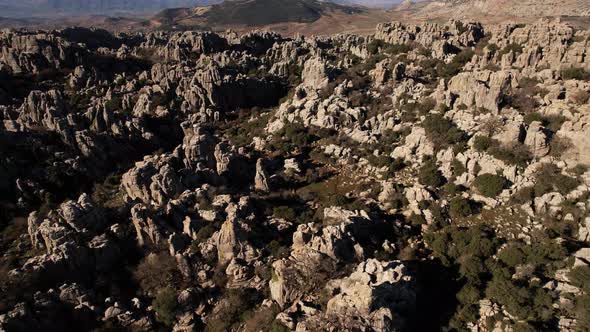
[0,0,404,18]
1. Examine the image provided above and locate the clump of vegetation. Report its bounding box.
[224,110,272,147]
[206,288,261,332]
[561,67,590,81]
[443,48,476,78]
[568,265,590,330]
[548,136,573,158]
[425,224,569,331]
[451,159,467,177]
[268,122,316,155]
[473,174,509,198]
[523,112,565,133]
[152,287,178,327]
[571,89,590,105]
[273,206,296,221]
[419,159,446,187]
[473,135,495,152]
[367,155,406,176]
[487,143,532,167]
[134,253,182,295]
[498,43,524,57]
[422,114,468,151]
[449,197,474,218]
[194,224,218,245]
[533,164,580,196]
[243,304,290,332]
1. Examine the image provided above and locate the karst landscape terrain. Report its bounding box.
[1,0,590,331]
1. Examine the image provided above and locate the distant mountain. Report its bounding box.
[0,0,219,17]
[0,0,402,18]
[328,0,402,8]
[152,0,366,28]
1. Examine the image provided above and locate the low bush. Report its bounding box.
[152,287,177,327]
[561,67,590,81]
[549,136,573,158]
[533,164,580,196]
[423,114,468,150]
[473,136,495,152]
[473,174,508,198]
[449,197,474,218]
[206,288,260,332]
[498,43,524,57]
[273,206,296,222]
[134,253,182,295]
[419,160,446,187]
[452,159,467,177]
[194,224,217,245]
[571,89,590,105]
[488,143,532,167]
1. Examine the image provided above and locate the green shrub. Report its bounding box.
[409,213,427,226]
[569,266,590,293]
[523,112,544,125]
[573,295,590,331]
[512,186,534,204]
[194,224,217,244]
[452,159,467,176]
[486,278,553,322]
[572,164,588,176]
[561,67,590,81]
[153,287,177,327]
[507,89,538,112]
[383,43,414,55]
[273,206,296,221]
[419,160,446,187]
[473,136,495,152]
[473,174,508,198]
[524,113,565,133]
[498,243,527,267]
[499,43,524,57]
[423,114,468,150]
[367,39,384,54]
[388,158,407,174]
[243,305,285,332]
[449,197,474,218]
[549,136,572,158]
[488,143,532,167]
[437,48,476,79]
[134,253,182,295]
[533,164,580,196]
[206,288,259,332]
[266,240,289,259]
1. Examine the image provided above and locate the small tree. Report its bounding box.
[449,197,474,218]
[419,160,446,187]
[153,287,177,327]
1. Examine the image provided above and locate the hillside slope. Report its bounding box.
[404,0,590,21]
[153,0,366,28]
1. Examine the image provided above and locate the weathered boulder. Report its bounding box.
[130,204,163,246]
[215,202,258,264]
[524,121,549,158]
[121,154,183,206]
[254,158,270,192]
[324,259,416,332]
[301,56,331,90]
[448,70,512,112]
